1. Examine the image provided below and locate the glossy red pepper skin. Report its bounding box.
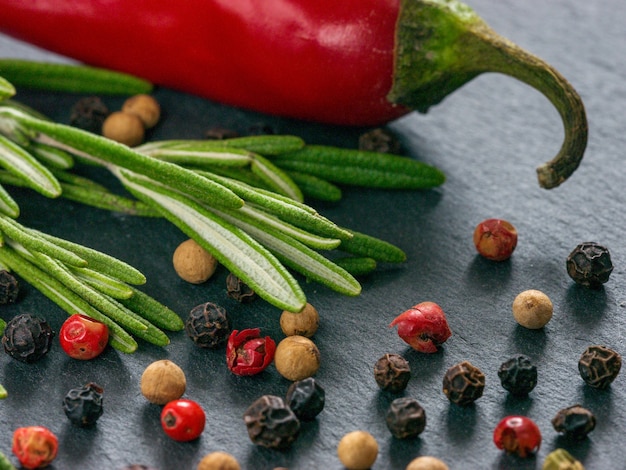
[389,301,452,353]
[12,426,59,469]
[226,328,276,376]
[0,0,407,126]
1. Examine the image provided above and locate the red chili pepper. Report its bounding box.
[226,328,276,376]
[12,426,58,469]
[0,0,586,187]
[389,301,452,353]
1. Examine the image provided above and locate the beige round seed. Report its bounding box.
[172,238,218,284]
[102,111,145,146]
[122,94,161,129]
[512,289,553,329]
[405,456,449,470]
[337,430,378,470]
[280,302,320,337]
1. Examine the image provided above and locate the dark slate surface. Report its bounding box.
[0,1,625,468]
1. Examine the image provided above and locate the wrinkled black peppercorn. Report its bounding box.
[285,377,325,421]
[69,96,110,134]
[498,354,538,396]
[551,404,596,440]
[243,395,300,449]
[578,345,621,389]
[184,302,231,348]
[205,127,239,140]
[0,270,19,304]
[566,242,613,288]
[2,313,54,363]
[385,397,426,439]
[226,273,256,303]
[373,353,411,393]
[358,128,401,154]
[442,361,485,406]
[63,382,104,427]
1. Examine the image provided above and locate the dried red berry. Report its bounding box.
[473,218,518,261]
[226,328,276,376]
[493,416,541,458]
[389,302,452,353]
[12,426,58,469]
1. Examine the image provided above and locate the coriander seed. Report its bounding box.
[442,360,485,406]
[122,94,161,129]
[566,242,613,288]
[196,451,240,470]
[551,404,596,440]
[140,359,186,404]
[337,430,378,470]
[102,111,145,146]
[578,345,621,389]
[385,397,426,439]
[373,353,411,393]
[274,335,320,381]
[173,239,218,284]
[280,302,319,337]
[405,456,449,470]
[512,289,553,329]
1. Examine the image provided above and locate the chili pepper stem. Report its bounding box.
[391,0,587,189]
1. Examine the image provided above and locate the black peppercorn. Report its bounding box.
[69,96,110,134]
[63,382,104,427]
[566,242,613,288]
[551,404,596,440]
[373,353,411,393]
[285,377,325,421]
[0,270,19,304]
[578,345,621,389]
[497,354,538,396]
[442,361,485,406]
[358,128,401,154]
[226,273,256,303]
[185,302,231,348]
[2,313,54,363]
[243,395,300,449]
[385,397,426,439]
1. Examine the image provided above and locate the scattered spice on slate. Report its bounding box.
[493,415,542,458]
[542,449,585,470]
[2,313,54,363]
[121,94,161,129]
[337,430,379,470]
[172,238,219,284]
[358,128,401,154]
[442,360,485,406]
[285,377,325,421]
[280,302,319,337]
[185,302,231,349]
[473,218,518,261]
[385,397,426,439]
[243,395,300,449]
[69,96,110,134]
[0,270,18,304]
[226,273,257,303]
[102,110,145,146]
[578,345,621,389]
[498,354,538,396]
[373,353,411,393]
[551,405,596,440]
[63,382,104,427]
[566,242,613,288]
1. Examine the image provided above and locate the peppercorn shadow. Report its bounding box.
[563,283,609,328]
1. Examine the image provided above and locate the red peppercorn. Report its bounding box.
[473,218,518,261]
[59,313,109,360]
[12,426,58,469]
[389,302,452,353]
[493,416,541,458]
[226,328,276,376]
[160,399,206,442]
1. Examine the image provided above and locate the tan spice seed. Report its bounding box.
[279,302,319,337]
[172,238,219,284]
[512,289,553,329]
[140,359,186,405]
[274,335,320,381]
[337,430,378,470]
[102,111,145,147]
